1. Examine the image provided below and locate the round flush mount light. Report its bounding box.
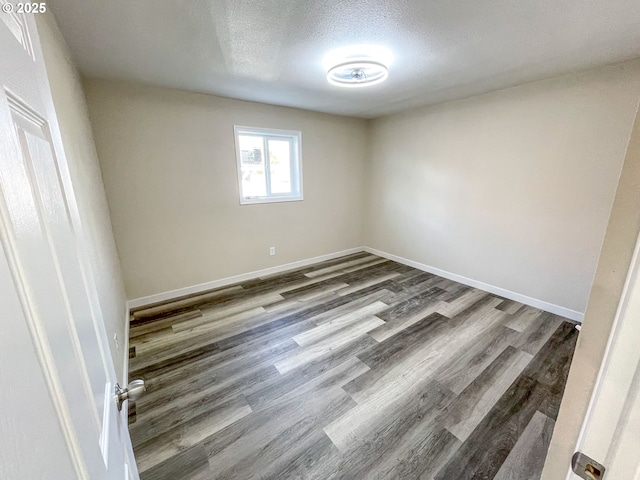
[323,45,392,88]
[327,61,389,88]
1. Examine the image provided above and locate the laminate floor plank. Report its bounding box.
[268,434,342,480]
[434,375,546,480]
[135,348,284,414]
[374,428,461,480]
[293,301,387,346]
[130,365,277,444]
[174,291,284,330]
[381,277,445,305]
[504,305,545,333]
[367,299,447,342]
[345,307,508,406]
[391,270,436,289]
[324,377,453,453]
[524,322,578,420]
[262,258,395,298]
[336,271,401,296]
[128,253,578,480]
[136,338,296,401]
[304,255,385,278]
[279,278,351,299]
[129,334,295,383]
[512,312,565,355]
[343,313,451,399]
[438,282,473,302]
[245,350,372,411]
[307,289,392,325]
[240,269,309,293]
[326,257,395,280]
[376,286,446,322]
[295,251,375,273]
[433,324,520,394]
[493,411,555,480]
[443,346,534,442]
[274,315,385,374]
[131,285,244,320]
[355,313,450,372]
[324,383,455,479]
[446,294,503,326]
[496,298,525,314]
[133,396,252,473]
[245,252,373,287]
[434,322,578,480]
[130,310,203,339]
[135,308,267,356]
[139,444,211,480]
[205,387,355,478]
[240,254,377,293]
[437,288,490,318]
[261,289,342,315]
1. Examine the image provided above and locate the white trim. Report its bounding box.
[566,229,640,479]
[99,382,111,466]
[121,302,130,385]
[239,196,304,205]
[234,125,301,137]
[363,247,584,322]
[128,245,585,321]
[120,303,140,480]
[128,247,365,309]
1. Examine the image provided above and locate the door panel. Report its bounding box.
[0,239,78,479]
[0,90,104,471]
[13,96,109,422]
[0,0,33,58]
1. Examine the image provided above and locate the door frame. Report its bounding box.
[564,227,640,478]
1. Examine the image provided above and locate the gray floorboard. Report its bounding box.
[128,253,578,479]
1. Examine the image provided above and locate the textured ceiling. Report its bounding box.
[48,0,640,118]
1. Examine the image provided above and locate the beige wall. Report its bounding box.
[366,61,640,315]
[84,79,369,300]
[36,13,128,377]
[542,101,640,478]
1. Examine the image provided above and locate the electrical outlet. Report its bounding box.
[269,246,276,256]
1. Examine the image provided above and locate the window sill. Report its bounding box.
[239,196,304,205]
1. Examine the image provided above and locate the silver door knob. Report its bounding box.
[115,379,145,411]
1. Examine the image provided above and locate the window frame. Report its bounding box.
[234,125,303,205]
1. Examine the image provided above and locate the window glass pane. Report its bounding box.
[238,135,266,197]
[235,126,302,204]
[268,139,292,194]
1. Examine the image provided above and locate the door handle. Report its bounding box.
[115,379,145,411]
[572,452,605,480]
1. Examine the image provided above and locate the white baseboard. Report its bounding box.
[363,247,584,322]
[127,247,366,309]
[127,245,584,322]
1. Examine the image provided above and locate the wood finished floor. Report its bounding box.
[128,252,578,480]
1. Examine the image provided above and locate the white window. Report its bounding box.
[234,126,303,204]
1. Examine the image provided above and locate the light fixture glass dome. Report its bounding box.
[327,61,389,88]
[323,45,392,88]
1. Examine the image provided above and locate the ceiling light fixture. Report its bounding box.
[327,61,389,88]
[323,45,392,88]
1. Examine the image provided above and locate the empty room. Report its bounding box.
[2,1,640,479]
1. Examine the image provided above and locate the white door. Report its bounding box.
[567,230,640,480]
[0,7,136,480]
